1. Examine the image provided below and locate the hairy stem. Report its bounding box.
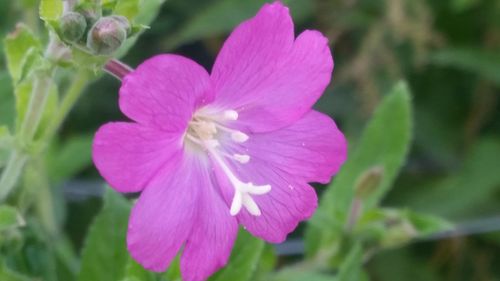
[0,151,28,200]
[0,74,54,201]
[42,70,91,143]
[345,198,363,232]
[103,58,133,80]
[0,37,58,201]
[19,73,54,141]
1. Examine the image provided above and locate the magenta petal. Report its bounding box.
[213,111,346,242]
[180,168,238,281]
[127,154,210,272]
[92,122,182,193]
[245,110,347,184]
[210,2,333,132]
[120,54,214,133]
[238,173,318,243]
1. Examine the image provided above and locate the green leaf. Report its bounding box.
[164,0,312,50]
[252,245,277,281]
[115,0,166,58]
[71,48,109,72]
[270,269,336,281]
[102,0,117,10]
[336,243,363,281]
[39,0,63,21]
[46,134,93,183]
[306,81,413,256]
[114,0,140,20]
[77,188,131,281]
[0,126,9,136]
[1,220,58,280]
[355,209,452,249]
[163,255,181,281]
[14,81,31,130]
[430,47,500,86]
[0,71,14,128]
[17,48,45,83]
[4,24,41,84]
[0,261,32,281]
[0,126,11,153]
[400,138,500,218]
[132,0,166,25]
[369,249,441,281]
[0,205,23,231]
[450,0,479,12]
[404,210,453,237]
[121,258,157,281]
[208,229,265,281]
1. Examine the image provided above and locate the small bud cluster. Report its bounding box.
[59,5,132,56]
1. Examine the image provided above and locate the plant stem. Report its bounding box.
[0,151,28,200]
[19,73,54,141]
[345,198,363,232]
[42,70,91,143]
[0,37,59,201]
[103,58,133,80]
[0,73,54,201]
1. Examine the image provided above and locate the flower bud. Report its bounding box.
[109,15,131,36]
[75,3,101,27]
[87,16,127,55]
[59,12,87,43]
[354,165,384,199]
[381,218,417,248]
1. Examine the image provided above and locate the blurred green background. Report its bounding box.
[1,0,500,280]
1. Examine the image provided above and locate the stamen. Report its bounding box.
[204,139,220,148]
[223,110,239,120]
[219,151,250,164]
[231,131,249,143]
[211,123,249,143]
[189,120,217,139]
[186,134,203,145]
[187,108,267,217]
[240,183,271,194]
[186,134,219,148]
[233,154,250,164]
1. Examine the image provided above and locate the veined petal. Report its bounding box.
[127,153,207,272]
[181,166,238,281]
[120,54,214,133]
[244,110,347,184]
[210,2,333,132]
[92,122,183,193]
[212,111,346,242]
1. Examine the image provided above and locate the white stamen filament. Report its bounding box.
[208,122,249,143]
[223,110,239,120]
[219,151,250,164]
[231,131,249,143]
[233,154,250,164]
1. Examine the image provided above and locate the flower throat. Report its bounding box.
[185,109,271,216]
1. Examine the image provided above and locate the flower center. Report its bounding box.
[185,109,271,216]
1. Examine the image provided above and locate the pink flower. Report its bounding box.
[92,2,347,280]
